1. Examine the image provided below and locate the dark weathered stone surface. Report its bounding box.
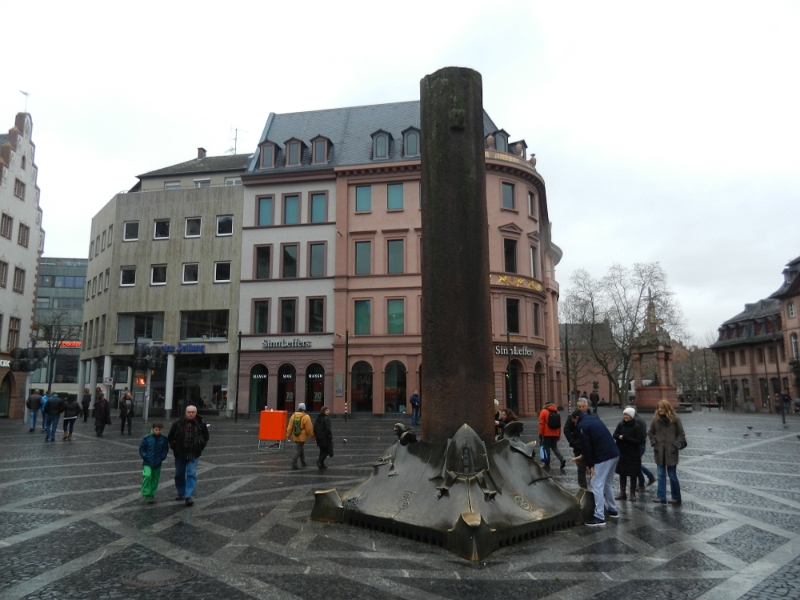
[419,66,494,444]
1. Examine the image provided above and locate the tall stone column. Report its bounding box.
[89,359,98,407]
[420,67,495,443]
[103,355,112,401]
[76,360,85,399]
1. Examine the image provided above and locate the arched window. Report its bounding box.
[306,363,325,412]
[384,360,407,413]
[278,364,296,411]
[371,131,391,160]
[495,133,508,153]
[404,130,419,157]
[249,364,269,412]
[351,361,373,412]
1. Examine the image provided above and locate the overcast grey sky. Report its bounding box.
[3,1,798,341]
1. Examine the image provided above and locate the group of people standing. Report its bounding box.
[25,389,83,441]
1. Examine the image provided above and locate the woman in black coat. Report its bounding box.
[613,407,644,501]
[313,407,333,470]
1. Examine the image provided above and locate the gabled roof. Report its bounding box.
[137,154,251,179]
[770,255,800,300]
[720,298,781,326]
[248,100,500,173]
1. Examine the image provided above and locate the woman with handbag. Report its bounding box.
[648,400,686,505]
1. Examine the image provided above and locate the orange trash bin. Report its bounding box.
[258,409,287,450]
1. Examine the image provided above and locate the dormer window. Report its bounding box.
[312,137,329,164]
[495,131,509,153]
[286,141,301,166]
[372,131,391,160]
[403,128,420,157]
[260,143,275,169]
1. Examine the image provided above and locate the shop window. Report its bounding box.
[354,300,371,335]
[258,197,273,226]
[306,363,325,412]
[351,361,373,412]
[308,298,324,333]
[278,363,297,411]
[214,261,231,283]
[501,182,515,209]
[387,299,404,334]
[255,246,271,279]
[282,244,298,278]
[253,300,269,334]
[216,215,233,236]
[355,241,371,275]
[506,298,520,333]
[309,243,325,278]
[151,265,167,286]
[180,309,228,340]
[283,195,299,225]
[280,299,296,333]
[504,239,517,273]
[387,183,403,210]
[183,263,199,284]
[387,239,404,274]
[249,364,269,412]
[154,219,170,239]
[310,193,326,223]
[185,217,201,237]
[355,186,371,212]
[123,221,139,241]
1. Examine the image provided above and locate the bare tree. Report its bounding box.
[673,334,720,401]
[562,262,684,405]
[35,310,82,395]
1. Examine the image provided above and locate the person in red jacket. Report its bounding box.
[538,402,567,471]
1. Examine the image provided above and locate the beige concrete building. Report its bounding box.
[0,113,44,418]
[79,150,248,417]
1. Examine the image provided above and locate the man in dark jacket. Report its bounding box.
[94,392,111,437]
[563,409,586,488]
[81,389,91,422]
[589,389,600,415]
[633,411,656,490]
[43,393,65,442]
[575,412,620,526]
[25,389,43,432]
[168,405,210,507]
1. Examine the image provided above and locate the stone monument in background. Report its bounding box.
[631,295,679,411]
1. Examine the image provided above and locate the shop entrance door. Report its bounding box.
[506,360,520,414]
[0,374,11,417]
[306,363,324,412]
[278,364,296,412]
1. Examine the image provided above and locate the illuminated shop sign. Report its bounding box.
[307,373,324,380]
[281,373,294,380]
[262,338,312,349]
[60,341,81,348]
[494,345,534,357]
[135,344,206,354]
[0,360,10,368]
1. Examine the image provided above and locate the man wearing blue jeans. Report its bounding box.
[43,394,64,442]
[168,405,210,507]
[26,390,43,432]
[575,411,620,526]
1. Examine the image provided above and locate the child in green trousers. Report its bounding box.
[139,422,170,503]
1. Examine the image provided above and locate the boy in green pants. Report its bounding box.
[139,422,170,503]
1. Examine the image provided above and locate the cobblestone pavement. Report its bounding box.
[1,409,799,600]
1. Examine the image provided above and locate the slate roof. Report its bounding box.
[247,101,501,174]
[710,298,783,349]
[138,154,251,179]
[770,255,800,300]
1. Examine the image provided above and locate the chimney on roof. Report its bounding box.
[197,147,207,159]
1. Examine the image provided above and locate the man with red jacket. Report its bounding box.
[538,401,567,471]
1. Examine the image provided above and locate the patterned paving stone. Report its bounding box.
[527,560,633,572]
[156,520,232,556]
[593,579,720,599]
[570,538,638,555]
[201,506,272,532]
[259,573,408,600]
[628,525,679,549]
[263,523,298,545]
[739,552,800,599]
[679,483,789,510]
[662,548,732,571]
[392,576,577,599]
[0,511,63,538]
[709,524,790,563]
[728,507,800,534]
[238,545,299,566]
[20,488,134,511]
[328,556,435,570]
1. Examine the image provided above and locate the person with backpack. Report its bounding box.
[538,401,567,471]
[313,406,333,470]
[286,403,315,470]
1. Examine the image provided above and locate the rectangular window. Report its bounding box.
[355,241,371,275]
[180,310,228,340]
[254,300,269,334]
[120,266,136,286]
[224,176,241,186]
[310,193,326,223]
[214,261,231,282]
[308,298,324,333]
[789,302,796,318]
[100,315,106,346]
[283,195,299,225]
[108,225,113,245]
[257,197,273,226]
[504,239,517,273]
[280,299,296,333]
[530,246,538,279]
[36,297,50,309]
[0,261,7,288]
[92,276,97,296]
[12,268,25,293]
[86,282,90,300]
[528,191,536,217]
[89,240,94,259]
[356,186,371,212]
[154,219,170,239]
[387,299,404,334]
[282,244,298,278]
[123,221,139,241]
[533,303,541,337]
[18,224,30,248]
[1,213,13,238]
[720,353,727,367]
[309,243,325,278]
[151,265,167,285]
[8,317,21,349]
[101,231,106,250]
[117,313,165,342]
[729,352,736,367]
[287,143,300,166]
[185,217,201,237]
[261,144,274,168]
[255,246,271,279]
[354,300,371,335]
[194,179,211,188]
[757,348,764,364]
[216,215,233,236]
[183,263,199,284]
[14,179,25,199]
[506,298,520,333]
[164,181,180,190]
[95,236,100,256]
[313,140,326,164]
[387,183,403,210]
[387,239,404,274]
[104,268,110,291]
[502,182,515,209]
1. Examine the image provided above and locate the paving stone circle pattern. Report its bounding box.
[1,409,799,599]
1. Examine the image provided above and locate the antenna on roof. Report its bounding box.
[20,91,30,113]
[227,127,249,155]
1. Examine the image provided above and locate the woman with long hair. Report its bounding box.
[648,400,686,505]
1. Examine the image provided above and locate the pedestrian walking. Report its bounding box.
[94,392,111,437]
[313,406,333,470]
[81,389,91,423]
[589,389,600,415]
[633,411,656,490]
[613,407,644,501]
[25,389,43,432]
[538,402,567,471]
[286,403,315,470]
[43,393,65,442]
[574,410,620,526]
[40,392,48,431]
[409,390,421,426]
[119,392,135,435]
[139,422,170,503]
[648,400,686,505]
[168,405,210,507]
[61,395,81,441]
